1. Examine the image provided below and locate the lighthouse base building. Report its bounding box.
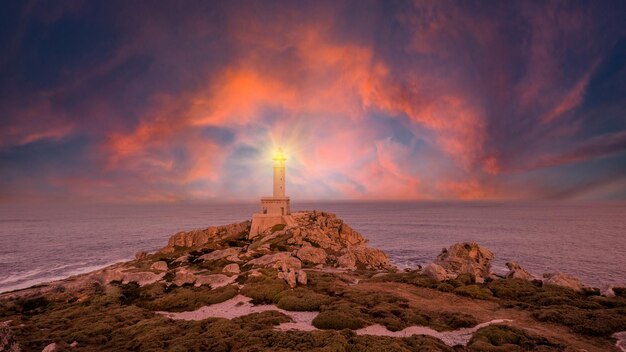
[249,149,295,238]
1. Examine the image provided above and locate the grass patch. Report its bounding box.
[143,285,238,312]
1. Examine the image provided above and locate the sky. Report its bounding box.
[1,1,625,203]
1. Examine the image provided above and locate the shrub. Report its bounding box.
[468,324,563,351]
[454,273,476,286]
[453,285,493,300]
[312,309,366,330]
[241,278,289,304]
[437,283,455,292]
[438,311,478,329]
[532,305,626,337]
[143,285,238,312]
[275,289,333,311]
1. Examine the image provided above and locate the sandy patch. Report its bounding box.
[356,319,512,346]
[158,295,514,346]
[157,294,318,331]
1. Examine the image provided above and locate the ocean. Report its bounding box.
[1,201,625,293]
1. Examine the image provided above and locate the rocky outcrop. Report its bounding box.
[422,263,448,281]
[161,221,250,252]
[296,244,327,265]
[543,272,583,292]
[194,274,236,288]
[172,268,197,287]
[432,242,494,282]
[223,263,240,274]
[505,262,534,280]
[200,248,241,262]
[150,261,168,272]
[122,271,165,287]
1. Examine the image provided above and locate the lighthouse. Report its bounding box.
[249,148,294,237]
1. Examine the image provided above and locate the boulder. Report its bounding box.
[542,272,583,292]
[223,263,240,274]
[247,252,302,271]
[150,261,168,272]
[200,248,241,262]
[194,274,236,288]
[135,251,148,260]
[296,270,308,285]
[278,269,298,288]
[337,252,357,270]
[296,244,327,265]
[422,263,448,281]
[350,246,390,270]
[42,343,57,352]
[122,272,165,287]
[70,341,78,348]
[505,262,534,280]
[162,221,250,250]
[173,255,189,263]
[172,268,197,286]
[433,242,494,282]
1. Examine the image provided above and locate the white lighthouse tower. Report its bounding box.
[249,148,294,237]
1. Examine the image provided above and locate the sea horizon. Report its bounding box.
[2,200,625,294]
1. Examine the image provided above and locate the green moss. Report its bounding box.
[453,285,493,300]
[141,285,238,312]
[468,324,563,351]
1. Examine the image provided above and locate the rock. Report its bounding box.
[337,252,356,270]
[99,268,125,284]
[70,341,78,348]
[602,285,616,297]
[122,272,165,286]
[135,251,148,260]
[42,343,57,352]
[161,221,250,251]
[422,263,448,281]
[350,246,390,270]
[505,262,534,280]
[150,261,168,272]
[433,242,494,282]
[612,331,626,352]
[283,269,297,288]
[200,248,241,262]
[194,274,236,288]
[223,263,240,274]
[296,244,327,265]
[247,252,302,270]
[296,270,307,285]
[172,268,197,286]
[173,255,189,263]
[542,272,583,292]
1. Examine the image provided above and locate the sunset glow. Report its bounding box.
[0,1,625,202]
